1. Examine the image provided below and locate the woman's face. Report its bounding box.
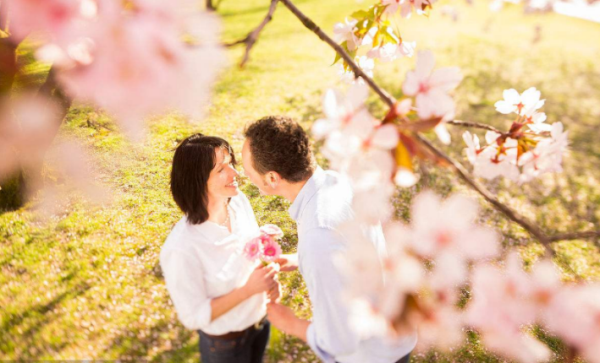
[207,147,239,200]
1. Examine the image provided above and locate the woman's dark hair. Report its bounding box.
[170,134,236,225]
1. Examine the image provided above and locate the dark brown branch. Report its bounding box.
[278,0,396,107]
[548,231,600,243]
[226,0,279,67]
[447,120,504,134]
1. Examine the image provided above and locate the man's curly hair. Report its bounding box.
[244,115,315,183]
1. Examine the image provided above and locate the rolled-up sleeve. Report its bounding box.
[160,247,212,331]
[302,228,360,362]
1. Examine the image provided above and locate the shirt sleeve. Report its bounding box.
[302,227,360,362]
[160,247,212,331]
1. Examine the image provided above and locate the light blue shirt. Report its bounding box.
[289,167,417,363]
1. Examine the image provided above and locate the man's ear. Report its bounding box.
[266,171,281,189]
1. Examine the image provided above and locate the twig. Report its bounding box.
[447,120,504,134]
[279,0,396,107]
[226,0,279,67]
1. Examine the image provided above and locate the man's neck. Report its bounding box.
[282,179,310,204]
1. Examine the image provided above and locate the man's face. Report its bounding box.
[242,139,271,195]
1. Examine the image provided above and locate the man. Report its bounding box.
[241,115,417,363]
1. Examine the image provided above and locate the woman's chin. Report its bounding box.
[226,187,240,196]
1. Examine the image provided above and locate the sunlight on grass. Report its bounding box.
[1,0,599,361]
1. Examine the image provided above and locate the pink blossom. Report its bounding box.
[494,87,545,117]
[57,3,226,138]
[366,41,416,62]
[466,254,557,363]
[5,0,84,42]
[243,238,261,261]
[312,84,372,140]
[333,18,359,51]
[525,112,552,133]
[260,224,284,239]
[399,0,428,18]
[260,238,282,263]
[402,50,462,121]
[407,191,499,260]
[544,284,600,363]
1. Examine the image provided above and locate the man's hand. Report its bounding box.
[275,253,298,272]
[266,302,309,342]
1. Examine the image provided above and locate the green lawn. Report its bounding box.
[1,0,599,361]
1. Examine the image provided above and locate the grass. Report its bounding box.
[1,0,599,361]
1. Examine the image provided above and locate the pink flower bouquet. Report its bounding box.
[243,224,284,264]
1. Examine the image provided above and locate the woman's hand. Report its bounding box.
[267,280,281,303]
[244,263,279,296]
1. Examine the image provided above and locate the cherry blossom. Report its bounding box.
[404,191,500,260]
[402,50,463,121]
[333,18,359,51]
[544,284,600,363]
[466,255,552,362]
[5,0,85,42]
[56,5,226,138]
[518,122,568,182]
[525,112,552,133]
[494,87,545,117]
[312,84,371,140]
[367,41,416,62]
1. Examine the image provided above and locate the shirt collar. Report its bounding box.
[288,166,325,222]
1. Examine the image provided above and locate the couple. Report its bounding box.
[160,116,417,363]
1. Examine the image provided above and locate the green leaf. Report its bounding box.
[332,42,347,65]
[350,9,369,20]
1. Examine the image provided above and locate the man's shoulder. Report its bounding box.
[304,170,354,229]
[300,227,346,257]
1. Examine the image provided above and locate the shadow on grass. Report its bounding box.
[0,282,91,357]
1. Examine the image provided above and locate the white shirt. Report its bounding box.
[160,192,266,335]
[289,167,418,363]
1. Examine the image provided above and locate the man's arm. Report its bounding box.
[274,228,360,362]
[266,302,309,341]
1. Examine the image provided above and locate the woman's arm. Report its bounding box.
[210,263,279,321]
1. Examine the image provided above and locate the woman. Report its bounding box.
[160,134,279,363]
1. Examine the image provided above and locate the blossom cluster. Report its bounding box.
[463,87,568,183]
[1,0,225,210]
[4,0,225,138]
[332,1,422,82]
[244,224,284,264]
[313,50,461,196]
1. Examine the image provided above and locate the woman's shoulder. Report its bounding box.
[162,217,215,250]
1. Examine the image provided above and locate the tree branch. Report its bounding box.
[278,0,396,107]
[548,231,600,243]
[278,0,600,253]
[447,120,504,134]
[225,0,279,67]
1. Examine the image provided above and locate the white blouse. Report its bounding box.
[160,192,266,335]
